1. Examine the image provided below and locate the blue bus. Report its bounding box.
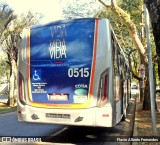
[17,18,131,127]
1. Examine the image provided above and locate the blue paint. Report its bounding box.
[29,18,95,104]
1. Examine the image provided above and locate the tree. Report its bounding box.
[0,3,16,106]
[99,0,159,110]
[144,0,160,86]
[0,3,41,106]
[0,51,9,84]
[0,3,16,40]
[62,0,102,19]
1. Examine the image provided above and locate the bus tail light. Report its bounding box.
[19,74,25,104]
[97,71,109,107]
[102,75,108,101]
[102,114,109,117]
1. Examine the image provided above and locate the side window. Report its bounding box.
[125,65,128,79]
[118,53,126,79]
[117,52,122,76]
[112,38,118,76]
[112,36,121,101]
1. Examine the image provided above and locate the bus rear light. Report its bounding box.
[18,110,22,114]
[19,74,25,104]
[102,114,109,117]
[102,75,108,101]
[19,77,23,101]
[97,71,109,107]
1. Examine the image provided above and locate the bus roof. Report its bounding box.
[31,18,107,30]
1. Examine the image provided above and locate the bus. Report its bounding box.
[17,18,131,127]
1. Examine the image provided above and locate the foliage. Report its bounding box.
[0,52,9,82]
[62,0,102,19]
[1,10,41,52]
[96,0,142,73]
[0,3,16,41]
[97,0,159,86]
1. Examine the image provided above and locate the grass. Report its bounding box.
[0,94,17,114]
[0,105,17,114]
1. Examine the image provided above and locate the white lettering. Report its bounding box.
[49,39,67,59]
[75,84,88,89]
[50,25,66,39]
[117,138,127,142]
[68,68,90,78]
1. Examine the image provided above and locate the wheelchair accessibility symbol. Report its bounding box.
[32,70,41,81]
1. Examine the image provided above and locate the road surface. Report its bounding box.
[0,112,64,136]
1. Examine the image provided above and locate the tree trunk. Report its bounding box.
[143,77,150,110]
[7,67,15,107]
[143,63,157,110]
[142,66,151,110]
[7,45,18,107]
[7,58,17,107]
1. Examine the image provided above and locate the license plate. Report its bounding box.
[46,113,70,119]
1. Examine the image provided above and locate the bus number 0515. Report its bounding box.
[68,68,89,78]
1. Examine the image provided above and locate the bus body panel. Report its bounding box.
[18,99,113,127]
[93,19,115,126]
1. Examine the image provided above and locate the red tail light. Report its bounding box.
[97,73,109,107]
[19,77,23,101]
[19,74,25,104]
[102,75,108,101]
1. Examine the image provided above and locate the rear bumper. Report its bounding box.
[17,101,114,127]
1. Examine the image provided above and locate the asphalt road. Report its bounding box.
[0,112,64,136]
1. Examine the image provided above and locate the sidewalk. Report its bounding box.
[133,94,160,145]
[0,84,8,104]
[0,95,8,104]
